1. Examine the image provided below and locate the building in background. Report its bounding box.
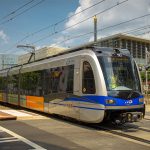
[18,46,67,65]
[0,54,18,70]
[18,34,150,65]
[95,33,150,65]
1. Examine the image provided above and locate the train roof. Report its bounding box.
[0,44,131,73]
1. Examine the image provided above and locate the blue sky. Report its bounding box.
[0,0,150,55]
[0,0,78,54]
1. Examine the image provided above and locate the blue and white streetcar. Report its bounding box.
[0,46,145,124]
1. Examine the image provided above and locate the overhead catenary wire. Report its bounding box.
[51,24,150,47]
[98,13,150,32]
[136,29,150,36]
[0,0,35,22]
[6,13,150,54]
[7,11,150,54]
[4,0,128,54]
[1,0,108,53]
[33,10,150,46]
[30,0,128,44]
[0,0,45,26]
[14,0,128,44]
[124,25,150,34]
[4,0,149,54]
[11,23,150,54]
[15,12,150,45]
[138,31,150,37]
[8,13,150,54]
[15,0,108,43]
[12,23,150,54]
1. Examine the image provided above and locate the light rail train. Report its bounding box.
[0,46,145,124]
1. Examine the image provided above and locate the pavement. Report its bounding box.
[0,104,48,121]
[0,111,17,120]
[146,104,150,112]
[0,104,150,121]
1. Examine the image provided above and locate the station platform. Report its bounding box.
[146,104,150,112]
[0,111,17,120]
[0,105,48,121]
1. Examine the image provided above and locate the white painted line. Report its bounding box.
[0,137,17,141]
[0,110,32,117]
[0,126,46,150]
[0,139,20,143]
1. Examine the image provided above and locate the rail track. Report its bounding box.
[91,122,150,147]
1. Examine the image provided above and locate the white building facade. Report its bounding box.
[0,54,18,70]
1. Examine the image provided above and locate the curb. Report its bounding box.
[0,112,17,121]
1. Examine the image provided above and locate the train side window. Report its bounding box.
[50,65,74,94]
[0,76,7,92]
[66,65,74,93]
[20,71,42,96]
[7,75,19,94]
[82,61,95,94]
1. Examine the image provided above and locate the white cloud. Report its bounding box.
[0,30,8,44]
[60,0,150,46]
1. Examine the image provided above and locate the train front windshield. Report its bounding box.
[98,55,141,98]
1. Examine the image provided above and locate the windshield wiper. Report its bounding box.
[127,90,135,99]
[127,90,141,99]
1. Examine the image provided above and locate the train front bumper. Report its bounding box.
[115,112,143,124]
[104,105,145,124]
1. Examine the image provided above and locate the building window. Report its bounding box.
[82,61,95,94]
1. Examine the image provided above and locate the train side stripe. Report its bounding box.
[49,102,104,110]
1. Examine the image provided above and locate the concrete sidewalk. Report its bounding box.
[0,111,17,120]
[0,105,16,120]
[0,105,48,121]
[146,104,150,112]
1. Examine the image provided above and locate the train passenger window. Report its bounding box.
[43,65,74,95]
[20,65,74,97]
[20,71,42,96]
[82,61,95,94]
[50,65,74,94]
[66,65,74,93]
[7,75,19,94]
[0,76,7,92]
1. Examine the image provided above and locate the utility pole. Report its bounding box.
[2,55,4,69]
[145,47,150,104]
[145,47,148,92]
[94,15,97,43]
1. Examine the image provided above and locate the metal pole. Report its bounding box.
[1,54,5,69]
[94,15,97,42]
[145,47,148,104]
[145,48,148,86]
[2,57,4,69]
[33,47,35,61]
[17,45,35,62]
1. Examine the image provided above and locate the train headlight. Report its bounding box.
[139,98,144,103]
[106,99,116,104]
[127,113,132,122]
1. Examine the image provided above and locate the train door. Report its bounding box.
[64,57,80,120]
[70,57,81,120]
[79,58,99,123]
